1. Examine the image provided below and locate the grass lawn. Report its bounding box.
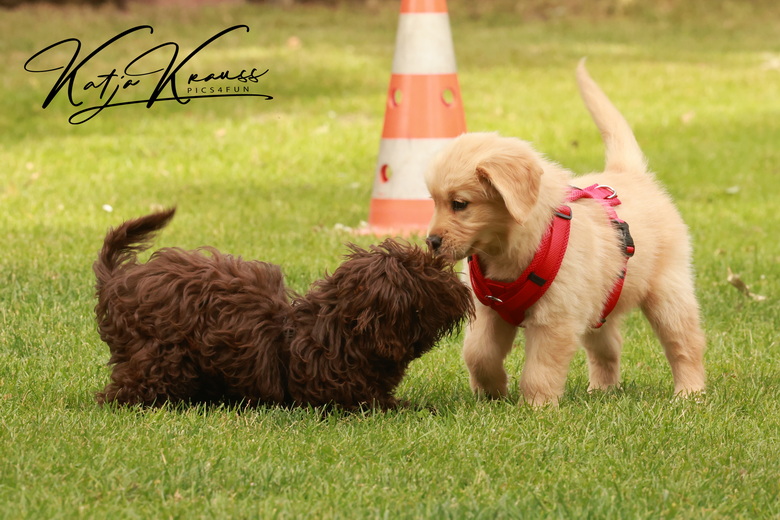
[1,1,779,518]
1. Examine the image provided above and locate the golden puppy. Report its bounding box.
[424,60,706,406]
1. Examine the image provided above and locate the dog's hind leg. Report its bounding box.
[99,342,201,406]
[640,275,706,397]
[463,308,517,399]
[582,317,624,392]
[98,362,165,406]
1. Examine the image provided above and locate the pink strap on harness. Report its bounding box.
[567,184,635,327]
[469,184,635,328]
[469,205,572,327]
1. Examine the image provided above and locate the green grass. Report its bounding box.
[1,1,779,518]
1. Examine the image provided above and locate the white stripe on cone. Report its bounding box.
[392,13,457,74]
[371,138,453,200]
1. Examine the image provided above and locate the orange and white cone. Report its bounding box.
[364,0,466,235]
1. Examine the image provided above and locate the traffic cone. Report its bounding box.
[363,0,466,235]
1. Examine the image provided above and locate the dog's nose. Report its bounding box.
[426,235,442,252]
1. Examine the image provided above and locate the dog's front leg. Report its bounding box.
[463,305,517,399]
[519,325,579,407]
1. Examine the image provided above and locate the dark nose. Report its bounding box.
[426,235,442,252]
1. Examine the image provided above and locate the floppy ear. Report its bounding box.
[476,142,543,224]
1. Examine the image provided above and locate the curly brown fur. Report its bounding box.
[94,208,473,410]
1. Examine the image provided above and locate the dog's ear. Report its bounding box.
[353,298,415,364]
[476,142,543,224]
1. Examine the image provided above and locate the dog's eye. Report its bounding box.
[451,200,469,212]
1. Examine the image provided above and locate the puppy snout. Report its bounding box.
[426,235,442,253]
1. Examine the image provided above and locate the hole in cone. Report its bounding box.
[441,88,455,106]
[390,88,403,107]
[380,164,392,183]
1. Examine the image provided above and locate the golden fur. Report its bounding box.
[424,60,706,406]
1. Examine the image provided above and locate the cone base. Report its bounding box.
[360,198,434,236]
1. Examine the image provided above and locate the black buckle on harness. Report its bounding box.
[613,220,635,258]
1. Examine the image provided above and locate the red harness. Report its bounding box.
[469,184,635,328]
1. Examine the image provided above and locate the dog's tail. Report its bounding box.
[94,207,176,285]
[576,58,647,176]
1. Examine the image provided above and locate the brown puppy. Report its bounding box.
[94,208,474,410]
[424,60,706,406]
